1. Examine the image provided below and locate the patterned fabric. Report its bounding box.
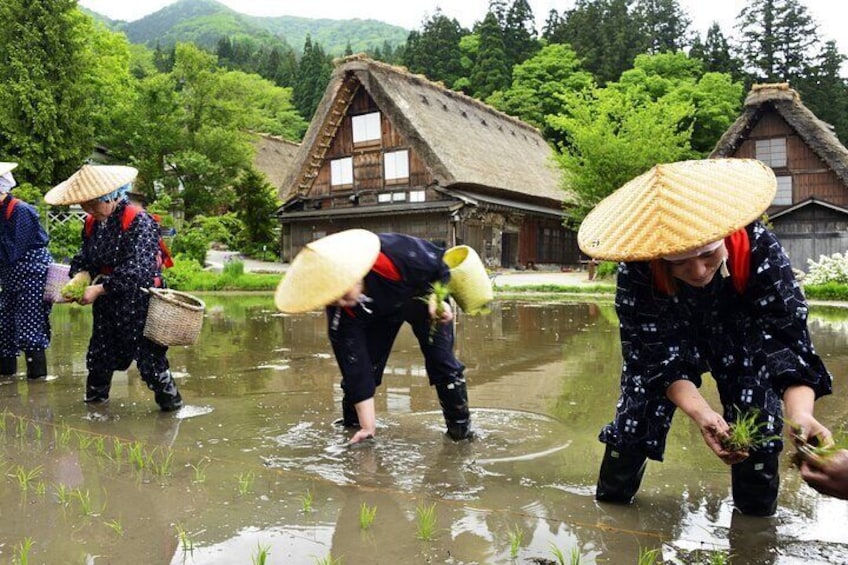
[600,222,832,461]
[0,196,51,356]
[69,201,173,393]
[327,233,463,403]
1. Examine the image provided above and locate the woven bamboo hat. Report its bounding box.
[274,229,381,313]
[0,162,17,176]
[577,159,776,261]
[443,245,493,315]
[45,164,138,206]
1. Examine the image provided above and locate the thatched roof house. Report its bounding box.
[276,56,574,268]
[711,83,848,268]
[253,133,300,191]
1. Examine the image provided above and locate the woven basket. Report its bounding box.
[143,288,205,346]
[443,245,493,315]
[43,263,71,303]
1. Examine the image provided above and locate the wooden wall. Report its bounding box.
[772,205,848,269]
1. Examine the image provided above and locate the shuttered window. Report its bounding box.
[755,138,787,167]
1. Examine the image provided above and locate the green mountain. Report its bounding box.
[86,0,408,54]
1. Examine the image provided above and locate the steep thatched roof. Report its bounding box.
[711,83,848,185]
[253,133,299,191]
[281,56,565,205]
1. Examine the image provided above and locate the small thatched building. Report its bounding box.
[275,56,574,268]
[711,83,848,268]
[252,133,300,191]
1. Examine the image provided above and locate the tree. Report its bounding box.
[232,167,279,251]
[293,35,332,121]
[736,0,819,83]
[0,0,95,185]
[794,41,848,145]
[401,10,465,88]
[470,11,510,99]
[487,43,595,142]
[633,0,692,54]
[550,52,743,224]
[689,23,742,78]
[503,0,539,70]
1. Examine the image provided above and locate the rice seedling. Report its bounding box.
[148,447,175,477]
[33,481,46,497]
[127,441,145,470]
[420,281,451,343]
[237,470,255,495]
[32,422,43,442]
[190,458,210,483]
[507,525,524,559]
[0,408,8,433]
[415,502,438,541]
[104,518,124,537]
[15,416,27,439]
[722,407,777,452]
[550,544,582,565]
[12,464,44,493]
[251,544,270,565]
[93,435,106,457]
[301,488,314,512]
[110,438,125,465]
[175,523,195,558]
[359,502,377,529]
[637,547,661,565]
[76,431,95,452]
[13,537,33,565]
[54,483,73,507]
[73,488,103,517]
[55,423,73,448]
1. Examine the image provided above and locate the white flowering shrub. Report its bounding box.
[806,252,848,285]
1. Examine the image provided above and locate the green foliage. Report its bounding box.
[803,283,848,301]
[164,257,280,291]
[722,407,778,452]
[595,261,619,279]
[470,12,510,100]
[48,218,83,263]
[162,256,205,290]
[403,10,466,89]
[293,35,332,121]
[171,228,211,265]
[232,167,279,250]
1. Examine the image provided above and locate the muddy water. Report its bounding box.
[0,296,847,564]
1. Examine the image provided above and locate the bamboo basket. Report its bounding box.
[43,263,71,303]
[143,288,205,346]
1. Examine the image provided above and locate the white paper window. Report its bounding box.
[330,157,353,186]
[755,138,787,168]
[772,175,792,205]
[409,190,426,202]
[352,112,381,144]
[384,150,409,181]
[378,193,392,203]
[391,192,406,202]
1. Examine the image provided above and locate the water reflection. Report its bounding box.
[0,296,845,563]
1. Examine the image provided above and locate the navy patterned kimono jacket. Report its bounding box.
[0,196,52,355]
[327,233,465,404]
[600,222,833,461]
[69,200,168,378]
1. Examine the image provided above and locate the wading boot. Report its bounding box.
[25,350,47,380]
[595,444,648,503]
[731,451,779,517]
[436,377,473,441]
[151,371,184,412]
[334,395,360,428]
[0,356,16,378]
[84,371,113,405]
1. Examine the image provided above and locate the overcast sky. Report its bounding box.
[77,0,847,56]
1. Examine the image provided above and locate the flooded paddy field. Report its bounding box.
[1,295,847,564]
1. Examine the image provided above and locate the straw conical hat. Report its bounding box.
[45,164,138,206]
[274,229,381,313]
[577,159,776,261]
[0,162,18,176]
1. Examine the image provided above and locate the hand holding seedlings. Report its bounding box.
[798,448,848,500]
[720,407,779,455]
[421,281,453,342]
[61,271,91,303]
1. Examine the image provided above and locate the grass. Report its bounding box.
[507,525,523,559]
[13,537,33,565]
[12,464,44,493]
[359,502,377,529]
[301,488,313,512]
[415,502,438,541]
[251,544,270,565]
[175,523,195,558]
[637,547,661,564]
[722,407,778,452]
[104,518,124,537]
[237,470,255,495]
[190,458,210,483]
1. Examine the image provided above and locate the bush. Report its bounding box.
[171,228,210,265]
[595,261,619,279]
[806,252,848,285]
[48,217,83,263]
[803,282,848,301]
[162,257,205,290]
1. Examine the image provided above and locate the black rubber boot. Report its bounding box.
[436,378,473,441]
[84,371,113,404]
[731,451,780,517]
[151,371,183,412]
[340,395,360,428]
[0,356,16,377]
[595,444,648,503]
[25,350,47,380]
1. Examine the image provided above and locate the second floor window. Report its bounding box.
[384,149,409,183]
[772,175,792,206]
[352,112,381,145]
[755,138,787,168]
[330,157,353,187]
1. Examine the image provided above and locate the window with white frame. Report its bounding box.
[755,138,787,168]
[352,112,381,145]
[773,175,792,205]
[330,157,353,187]
[384,149,409,183]
[409,190,426,202]
[378,193,392,203]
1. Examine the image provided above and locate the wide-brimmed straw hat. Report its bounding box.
[577,159,776,262]
[0,162,18,176]
[45,164,138,206]
[274,229,381,313]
